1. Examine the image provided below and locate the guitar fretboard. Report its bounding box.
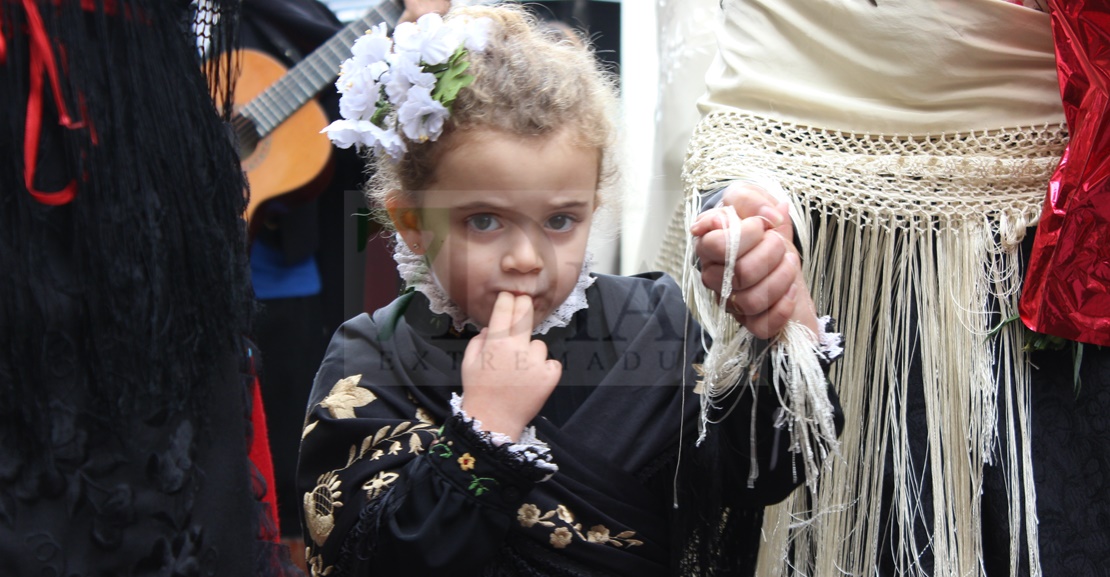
[241,0,403,138]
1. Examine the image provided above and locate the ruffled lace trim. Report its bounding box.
[393,236,595,335]
[534,264,594,335]
[450,393,558,481]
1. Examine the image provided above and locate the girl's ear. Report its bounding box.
[386,195,426,256]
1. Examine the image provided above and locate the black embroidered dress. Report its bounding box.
[298,273,842,576]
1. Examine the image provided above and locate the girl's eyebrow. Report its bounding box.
[453,200,510,211]
[452,199,592,211]
[549,200,592,210]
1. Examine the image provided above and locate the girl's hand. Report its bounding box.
[690,182,818,339]
[460,292,563,441]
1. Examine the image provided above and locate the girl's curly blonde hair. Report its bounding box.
[368,4,620,227]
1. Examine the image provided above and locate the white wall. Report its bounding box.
[616,0,659,275]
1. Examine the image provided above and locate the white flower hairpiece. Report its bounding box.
[322,13,493,161]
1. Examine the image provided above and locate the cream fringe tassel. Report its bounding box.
[680,196,840,494]
[659,112,1067,577]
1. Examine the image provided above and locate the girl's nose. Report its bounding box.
[502,225,544,273]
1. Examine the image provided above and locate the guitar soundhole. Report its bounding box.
[234,114,263,160]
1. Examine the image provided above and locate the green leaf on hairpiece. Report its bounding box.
[423,63,449,76]
[432,47,476,107]
[370,98,393,127]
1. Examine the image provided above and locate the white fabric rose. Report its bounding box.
[350,23,392,68]
[397,85,449,142]
[394,13,462,66]
[321,119,375,149]
[451,16,492,53]
[337,64,385,121]
[368,123,406,160]
[323,15,494,158]
[384,52,435,108]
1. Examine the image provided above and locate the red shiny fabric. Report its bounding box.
[1020,0,1110,346]
[248,371,283,541]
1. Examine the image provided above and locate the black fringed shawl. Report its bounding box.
[0,1,289,575]
[298,273,830,576]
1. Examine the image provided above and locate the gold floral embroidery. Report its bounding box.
[586,525,642,547]
[550,527,574,549]
[302,395,442,557]
[305,546,335,577]
[424,435,498,496]
[518,503,544,527]
[362,471,401,501]
[319,375,376,419]
[304,383,435,441]
[345,421,437,467]
[304,472,343,546]
[516,503,644,549]
[586,525,610,543]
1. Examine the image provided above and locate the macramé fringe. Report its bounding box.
[678,156,841,498]
[662,111,1067,577]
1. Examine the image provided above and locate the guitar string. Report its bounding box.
[244,2,403,138]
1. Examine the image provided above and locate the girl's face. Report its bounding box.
[395,128,599,330]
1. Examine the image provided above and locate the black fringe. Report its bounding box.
[671,418,765,577]
[0,0,250,481]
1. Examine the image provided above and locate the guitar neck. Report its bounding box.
[240,0,404,138]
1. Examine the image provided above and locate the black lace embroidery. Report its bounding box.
[333,487,391,576]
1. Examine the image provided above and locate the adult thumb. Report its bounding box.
[772,199,794,240]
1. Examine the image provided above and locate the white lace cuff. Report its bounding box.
[450,393,558,479]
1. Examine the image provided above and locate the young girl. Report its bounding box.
[297,6,841,576]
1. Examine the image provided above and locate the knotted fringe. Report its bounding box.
[679,179,840,496]
[660,112,1064,577]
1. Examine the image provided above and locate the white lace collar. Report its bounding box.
[392,235,595,335]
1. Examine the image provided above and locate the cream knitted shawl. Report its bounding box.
[657,1,1066,576]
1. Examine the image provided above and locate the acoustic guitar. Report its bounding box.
[232,0,404,233]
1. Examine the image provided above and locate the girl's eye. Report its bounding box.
[546,214,576,232]
[466,214,502,232]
